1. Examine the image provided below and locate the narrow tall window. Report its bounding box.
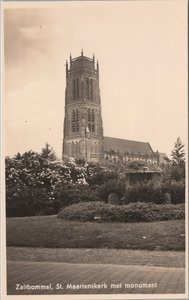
[90,79,93,100]
[75,109,79,132]
[88,108,91,122]
[76,78,79,99]
[73,79,76,100]
[72,109,79,133]
[81,81,84,99]
[72,110,76,132]
[92,109,95,122]
[87,78,89,99]
[88,108,95,132]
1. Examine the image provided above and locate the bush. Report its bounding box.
[94,179,126,202]
[6,146,185,217]
[86,166,118,186]
[163,162,185,182]
[162,181,185,204]
[120,181,185,205]
[108,193,120,205]
[54,184,98,210]
[121,182,165,205]
[58,201,185,223]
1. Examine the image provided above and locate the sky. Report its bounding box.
[3,0,188,159]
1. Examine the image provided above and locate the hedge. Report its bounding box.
[58,201,185,223]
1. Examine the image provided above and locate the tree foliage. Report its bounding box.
[171,137,185,165]
[6,140,186,217]
[5,145,88,217]
[164,137,185,182]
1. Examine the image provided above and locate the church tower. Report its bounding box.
[62,51,104,162]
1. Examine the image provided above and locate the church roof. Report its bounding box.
[104,136,154,156]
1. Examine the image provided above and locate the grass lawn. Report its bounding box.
[7,247,185,267]
[6,216,185,251]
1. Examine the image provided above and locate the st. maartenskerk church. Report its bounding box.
[62,51,166,167]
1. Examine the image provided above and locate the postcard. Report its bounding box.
[1,0,188,299]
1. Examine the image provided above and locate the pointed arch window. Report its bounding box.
[72,110,76,132]
[88,108,91,122]
[72,109,79,133]
[92,109,95,122]
[81,81,84,99]
[75,109,79,132]
[73,78,79,100]
[88,108,95,132]
[87,78,90,99]
[90,79,93,100]
[73,79,76,100]
[76,77,79,99]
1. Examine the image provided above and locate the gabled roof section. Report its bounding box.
[159,152,169,164]
[104,136,154,156]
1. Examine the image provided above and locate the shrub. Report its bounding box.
[58,201,185,223]
[86,166,118,186]
[94,179,126,202]
[121,182,165,205]
[108,193,120,205]
[162,181,185,204]
[54,184,98,209]
[120,181,185,205]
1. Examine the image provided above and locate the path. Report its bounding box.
[7,261,185,295]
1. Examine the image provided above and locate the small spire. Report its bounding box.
[93,53,95,64]
[81,49,83,56]
[70,53,72,62]
[97,60,99,75]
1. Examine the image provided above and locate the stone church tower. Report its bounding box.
[62,51,104,162]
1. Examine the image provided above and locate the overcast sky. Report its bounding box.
[4,0,187,159]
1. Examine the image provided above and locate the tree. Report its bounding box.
[164,137,185,182]
[5,144,91,217]
[171,137,185,165]
[41,143,57,161]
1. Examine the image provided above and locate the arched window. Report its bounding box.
[75,109,79,132]
[81,81,84,99]
[76,78,79,99]
[87,78,90,99]
[72,110,76,132]
[72,109,79,133]
[92,109,95,122]
[73,79,76,100]
[90,79,93,100]
[88,108,91,122]
[73,78,79,100]
[87,108,95,132]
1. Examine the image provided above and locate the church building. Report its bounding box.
[62,51,160,166]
